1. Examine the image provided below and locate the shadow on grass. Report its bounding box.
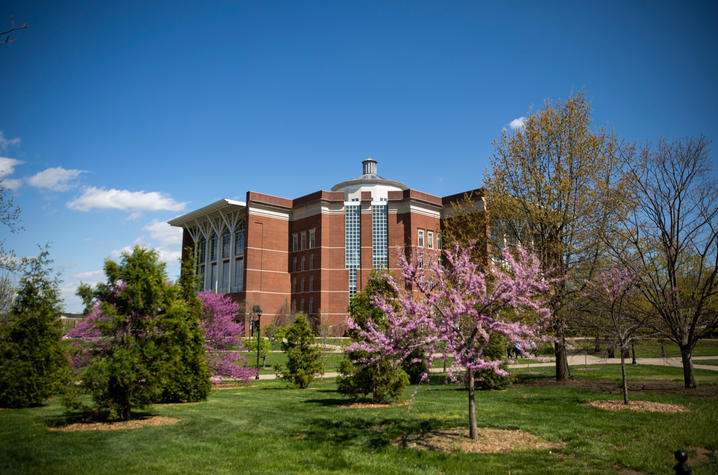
[297,415,446,449]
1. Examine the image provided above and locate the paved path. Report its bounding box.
[252,355,718,380]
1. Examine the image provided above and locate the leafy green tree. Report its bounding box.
[73,246,210,419]
[276,313,323,388]
[483,92,632,381]
[0,248,70,408]
[337,272,412,402]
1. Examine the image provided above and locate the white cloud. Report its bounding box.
[0,131,21,151]
[0,157,23,179]
[72,270,105,284]
[27,166,85,191]
[144,219,182,248]
[509,117,527,130]
[1,178,23,190]
[67,187,187,213]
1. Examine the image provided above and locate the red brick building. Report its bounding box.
[168,159,484,335]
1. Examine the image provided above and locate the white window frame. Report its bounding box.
[418,228,424,247]
[427,230,434,249]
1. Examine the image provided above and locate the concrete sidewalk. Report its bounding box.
[251,355,718,380]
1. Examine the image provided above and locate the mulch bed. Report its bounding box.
[586,400,688,413]
[49,416,180,432]
[343,401,410,409]
[393,427,562,454]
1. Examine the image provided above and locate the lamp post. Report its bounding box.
[253,305,262,380]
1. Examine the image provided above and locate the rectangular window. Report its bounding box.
[301,277,305,292]
[301,256,306,271]
[292,278,296,293]
[292,257,297,272]
[309,229,316,248]
[292,234,298,252]
[198,238,206,264]
[437,233,442,250]
[210,234,218,261]
[372,203,388,269]
[309,276,314,292]
[418,229,424,247]
[234,229,245,255]
[210,263,217,292]
[427,230,434,249]
[300,299,304,312]
[309,254,314,270]
[308,298,313,315]
[345,204,361,298]
[222,232,231,259]
[301,232,306,251]
[232,258,244,292]
[221,260,230,292]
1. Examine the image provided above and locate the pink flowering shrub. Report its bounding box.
[198,291,253,383]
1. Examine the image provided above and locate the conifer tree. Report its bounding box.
[0,248,70,408]
[277,313,324,388]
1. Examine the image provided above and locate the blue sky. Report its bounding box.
[2,1,717,312]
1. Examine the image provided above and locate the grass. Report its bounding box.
[2,364,717,474]
[572,338,718,358]
[239,351,345,375]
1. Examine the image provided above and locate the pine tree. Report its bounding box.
[0,248,70,408]
[277,313,323,388]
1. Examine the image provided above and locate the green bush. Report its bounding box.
[474,333,514,390]
[277,313,324,388]
[337,272,413,402]
[0,249,71,408]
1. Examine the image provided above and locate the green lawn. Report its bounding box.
[2,365,717,474]
[239,351,345,375]
[572,338,718,358]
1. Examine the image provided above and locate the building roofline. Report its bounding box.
[168,199,246,227]
[442,187,485,205]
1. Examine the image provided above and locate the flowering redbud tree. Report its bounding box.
[348,243,552,439]
[197,291,253,383]
[583,266,645,404]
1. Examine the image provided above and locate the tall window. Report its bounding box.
[301,277,305,292]
[197,238,206,264]
[309,229,316,248]
[292,278,296,292]
[309,276,314,292]
[292,257,297,272]
[292,234,298,252]
[210,233,218,261]
[232,258,244,292]
[437,233,442,250]
[427,230,434,249]
[309,254,314,270]
[234,229,245,255]
[209,263,217,292]
[372,203,388,269]
[308,298,313,315]
[301,232,306,250]
[221,261,230,292]
[300,299,304,312]
[418,229,424,247]
[345,204,361,298]
[301,256,306,271]
[222,231,231,259]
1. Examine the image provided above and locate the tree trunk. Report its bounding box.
[594,335,601,353]
[679,344,697,389]
[554,340,570,381]
[467,370,478,440]
[620,350,629,405]
[122,406,131,421]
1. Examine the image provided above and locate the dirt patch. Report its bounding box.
[519,378,718,398]
[343,401,410,409]
[49,416,180,432]
[393,427,562,454]
[586,400,688,413]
